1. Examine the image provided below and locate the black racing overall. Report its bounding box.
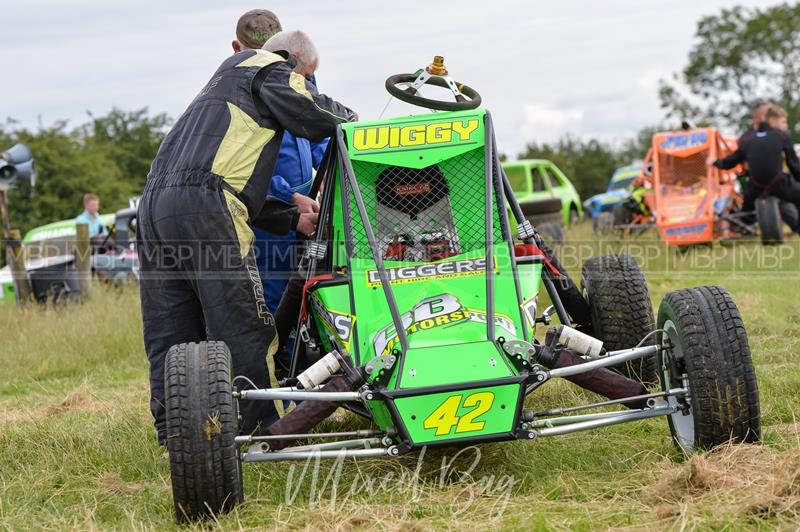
[715,123,800,232]
[137,49,354,441]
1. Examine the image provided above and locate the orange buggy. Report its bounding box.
[651,128,751,246]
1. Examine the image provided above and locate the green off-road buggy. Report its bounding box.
[164,58,761,521]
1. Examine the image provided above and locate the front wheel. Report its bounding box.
[657,286,760,454]
[165,341,243,522]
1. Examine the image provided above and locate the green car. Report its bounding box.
[161,59,760,523]
[503,159,583,225]
[0,215,115,304]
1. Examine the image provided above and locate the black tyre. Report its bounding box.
[592,211,615,235]
[569,205,581,225]
[657,286,760,453]
[756,196,783,245]
[779,200,799,232]
[538,222,564,245]
[611,203,633,227]
[165,341,243,522]
[581,254,657,384]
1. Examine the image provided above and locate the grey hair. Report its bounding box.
[262,30,319,67]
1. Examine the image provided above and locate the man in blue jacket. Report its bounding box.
[255,130,326,311]
[257,30,328,313]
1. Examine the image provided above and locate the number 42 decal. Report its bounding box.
[423,391,495,436]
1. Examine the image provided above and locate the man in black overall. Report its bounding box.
[734,100,768,214]
[138,46,355,444]
[713,104,800,234]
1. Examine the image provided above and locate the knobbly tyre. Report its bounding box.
[163,57,761,522]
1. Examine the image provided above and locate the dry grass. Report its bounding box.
[648,441,800,524]
[45,386,95,416]
[98,472,144,495]
[1,226,800,530]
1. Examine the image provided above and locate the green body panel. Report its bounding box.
[347,244,525,387]
[503,159,583,224]
[308,109,546,441]
[366,398,395,433]
[309,284,354,354]
[517,261,543,337]
[518,262,543,300]
[342,109,486,169]
[394,383,520,444]
[22,215,115,243]
[395,341,516,389]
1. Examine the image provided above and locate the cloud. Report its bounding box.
[0,0,781,157]
[636,68,670,91]
[518,104,585,144]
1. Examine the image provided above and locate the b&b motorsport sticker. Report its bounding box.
[309,294,354,351]
[365,256,497,287]
[373,293,517,356]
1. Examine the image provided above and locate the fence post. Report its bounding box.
[74,223,91,299]
[7,228,32,306]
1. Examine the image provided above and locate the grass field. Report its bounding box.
[1,224,799,530]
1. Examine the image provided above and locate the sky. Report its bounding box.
[0,0,783,156]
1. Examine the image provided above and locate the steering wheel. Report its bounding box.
[385,56,481,112]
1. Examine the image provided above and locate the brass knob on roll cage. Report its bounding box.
[426,55,448,76]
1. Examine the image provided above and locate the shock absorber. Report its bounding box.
[260,350,367,450]
[295,351,344,390]
[545,324,606,359]
[534,325,648,409]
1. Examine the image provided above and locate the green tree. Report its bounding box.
[6,123,119,232]
[81,108,170,191]
[660,2,800,134]
[1,107,170,236]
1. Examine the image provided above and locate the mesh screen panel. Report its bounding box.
[343,147,504,261]
[656,149,709,187]
[656,148,712,219]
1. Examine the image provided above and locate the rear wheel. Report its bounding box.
[581,254,657,384]
[569,205,580,225]
[779,201,799,233]
[165,341,243,522]
[537,222,564,245]
[657,286,760,453]
[756,196,783,245]
[592,211,615,235]
[611,203,633,227]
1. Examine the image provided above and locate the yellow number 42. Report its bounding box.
[422,391,495,436]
